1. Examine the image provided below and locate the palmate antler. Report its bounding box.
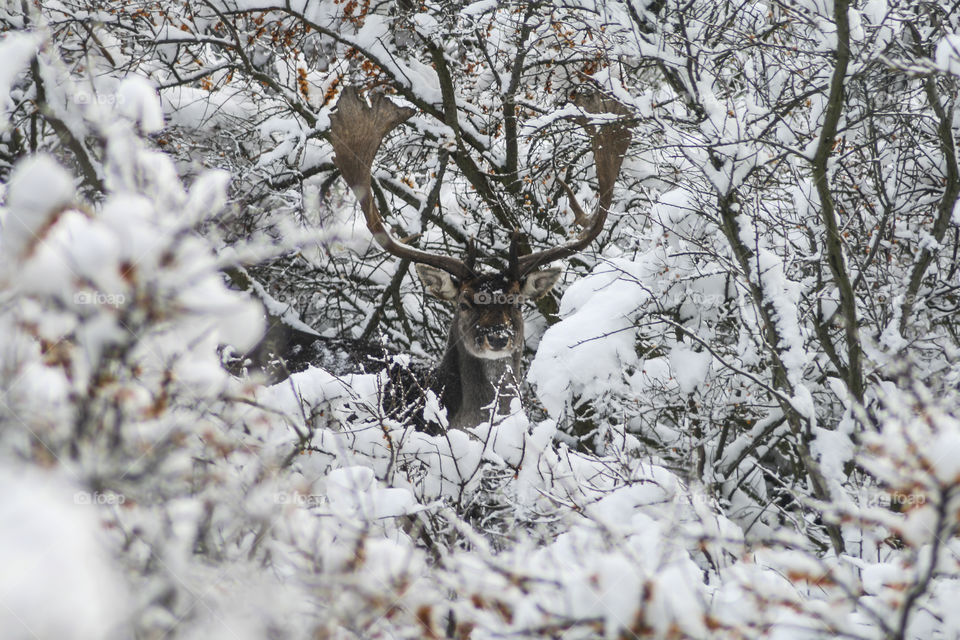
[514,92,632,277]
[329,87,476,280]
[329,87,631,279]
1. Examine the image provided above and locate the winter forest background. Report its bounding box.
[2,0,960,638]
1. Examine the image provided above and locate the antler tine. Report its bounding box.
[330,87,475,281]
[465,238,478,272]
[508,230,521,279]
[557,180,592,227]
[516,92,632,276]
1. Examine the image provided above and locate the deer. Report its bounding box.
[329,87,631,430]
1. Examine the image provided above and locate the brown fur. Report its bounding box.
[417,267,560,429]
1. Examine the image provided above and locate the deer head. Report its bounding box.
[329,87,631,428]
[415,262,562,360]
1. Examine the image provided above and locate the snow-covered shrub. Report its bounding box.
[0,48,740,639]
[4,0,960,637]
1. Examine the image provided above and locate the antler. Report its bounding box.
[515,92,632,276]
[330,87,475,280]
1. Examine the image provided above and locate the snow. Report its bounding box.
[0,32,41,130]
[326,466,418,519]
[529,259,647,416]
[162,86,258,130]
[736,214,809,387]
[669,345,711,394]
[116,75,164,133]
[412,13,440,36]
[461,0,497,17]
[0,467,129,640]
[248,276,320,336]
[929,429,960,483]
[1,154,76,258]
[651,188,700,246]
[5,4,960,639]
[811,426,855,489]
[936,34,960,76]
[257,366,379,415]
[423,389,450,429]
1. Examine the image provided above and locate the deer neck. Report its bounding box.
[439,324,520,430]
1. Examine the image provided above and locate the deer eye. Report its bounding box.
[458,300,472,311]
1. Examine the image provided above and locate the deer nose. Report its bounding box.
[486,334,510,350]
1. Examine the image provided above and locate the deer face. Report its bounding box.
[415,265,561,360]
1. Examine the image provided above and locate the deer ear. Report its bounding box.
[521,267,562,300]
[415,264,460,301]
